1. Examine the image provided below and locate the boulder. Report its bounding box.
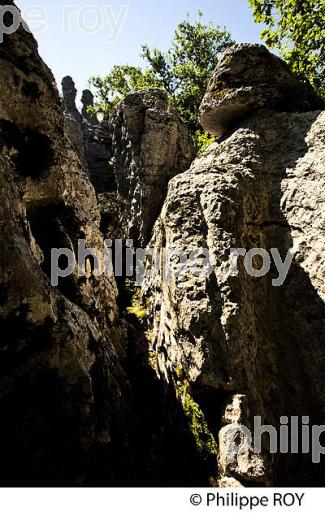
[199,44,323,136]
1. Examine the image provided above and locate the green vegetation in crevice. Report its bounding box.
[120,273,219,480]
[126,294,147,323]
[175,376,218,462]
[119,278,141,315]
[147,349,158,372]
[193,130,215,155]
[117,274,158,371]
[126,285,151,325]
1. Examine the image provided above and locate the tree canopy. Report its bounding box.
[249,0,325,97]
[90,12,234,150]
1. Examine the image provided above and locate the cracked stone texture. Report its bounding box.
[83,120,115,193]
[109,90,195,245]
[218,424,265,483]
[144,100,325,483]
[0,3,133,486]
[199,43,323,137]
[61,75,89,172]
[218,394,265,484]
[0,5,213,487]
[2,7,325,488]
[61,76,115,196]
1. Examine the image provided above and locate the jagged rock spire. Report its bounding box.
[81,89,98,125]
[61,75,82,121]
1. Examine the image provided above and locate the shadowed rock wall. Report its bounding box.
[0,1,133,486]
[143,45,325,486]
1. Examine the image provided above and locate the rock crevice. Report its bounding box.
[1,13,325,487]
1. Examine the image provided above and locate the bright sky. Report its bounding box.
[17,0,265,103]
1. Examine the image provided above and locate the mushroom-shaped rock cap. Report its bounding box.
[199,44,323,137]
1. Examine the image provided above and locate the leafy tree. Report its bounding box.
[141,12,234,129]
[90,12,234,151]
[90,65,161,114]
[248,0,325,96]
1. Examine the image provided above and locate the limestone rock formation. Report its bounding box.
[199,43,323,136]
[61,75,88,170]
[109,90,194,245]
[83,121,115,193]
[62,84,194,244]
[144,46,325,485]
[62,75,82,122]
[0,5,132,485]
[218,395,265,483]
[1,3,325,488]
[81,89,98,125]
[62,77,114,194]
[0,4,209,487]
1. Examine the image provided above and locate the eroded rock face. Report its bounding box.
[144,64,325,483]
[61,75,88,171]
[62,77,114,194]
[199,44,323,137]
[2,12,325,487]
[0,5,132,485]
[109,90,194,245]
[0,5,212,488]
[218,395,265,483]
[62,75,82,122]
[81,89,98,125]
[62,84,194,244]
[83,121,115,193]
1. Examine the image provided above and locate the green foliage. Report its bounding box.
[141,12,234,129]
[193,130,215,154]
[249,0,325,97]
[176,379,218,460]
[90,65,162,114]
[126,288,147,324]
[90,12,234,149]
[126,303,147,322]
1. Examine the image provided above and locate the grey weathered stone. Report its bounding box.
[144,103,325,485]
[61,76,88,171]
[82,120,115,193]
[0,5,210,487]
[109,90,195,245]
[217,476,243,487]
[223,394,249,426]
[62,75,82,122]
[63,84,193,242]
[218,423,265,483]
[218,394,265,483]
[62,78,115,193]
[199,44,324,137]
[2,8,325,488]
[0,7,132,485]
